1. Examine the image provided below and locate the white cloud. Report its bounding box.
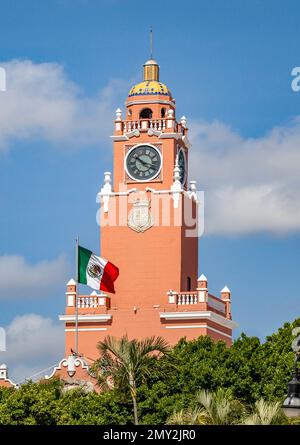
[189,118,300,235]
[0,254,70,299]
[0,59,128,151]
[1,59,299,236]
[2,314,64,383]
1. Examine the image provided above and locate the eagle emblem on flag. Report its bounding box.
[87,263,102,279]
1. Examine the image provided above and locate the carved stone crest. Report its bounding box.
[128,198,153,233]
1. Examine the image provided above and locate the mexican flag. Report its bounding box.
[78,246,119,294]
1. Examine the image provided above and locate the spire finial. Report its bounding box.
[150,26,153,59]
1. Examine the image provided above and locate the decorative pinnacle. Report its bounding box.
[173,154,180,182]
[221,286,231,293]
[115,108,122,121]
[198,273,207,282]
[189,180,197,192]
[104,171,112,185]
[180,116,187,127]
[67,278,76,286]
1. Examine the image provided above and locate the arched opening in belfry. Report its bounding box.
[161,107,166,118]
[139,108,153,119]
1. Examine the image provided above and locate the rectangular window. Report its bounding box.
[187,276,191,291]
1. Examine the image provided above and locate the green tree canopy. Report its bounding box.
[0,318,299,425]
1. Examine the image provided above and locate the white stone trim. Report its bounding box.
[164,324,232,339]
[198,290,207,302]
[159,311,238,329]
[126,99,175,107]
[44,356,90,380]
[110,135,129,141]
[65,328,107,332]
[182,135,192,149]
[67,295,75,307]
[59,314,112,323]
[158,132,180,139]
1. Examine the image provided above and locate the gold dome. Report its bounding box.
[128,80,171,98]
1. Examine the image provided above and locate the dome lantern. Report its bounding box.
[143,59,159,81]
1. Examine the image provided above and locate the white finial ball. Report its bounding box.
[189,180,197,191]
[104,171,112,183]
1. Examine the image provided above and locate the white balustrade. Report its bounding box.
[77,296,108,309]
[177,293,198,305]
[122,118,168,134]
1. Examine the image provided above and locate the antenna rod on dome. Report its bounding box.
[75,235,79,356]
[150,26,153,59]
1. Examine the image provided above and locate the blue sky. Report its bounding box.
[0,0,300,380]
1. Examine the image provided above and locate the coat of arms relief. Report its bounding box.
[128,196,153,233]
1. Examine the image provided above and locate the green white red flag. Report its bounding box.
[78,245,119,294]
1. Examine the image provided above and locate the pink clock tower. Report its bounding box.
[59,58,238,360]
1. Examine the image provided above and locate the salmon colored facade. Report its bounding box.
[59,59,238,361]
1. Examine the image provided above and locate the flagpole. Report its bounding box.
[75,236,79,356]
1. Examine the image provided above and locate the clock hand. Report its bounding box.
[135,156,153,168]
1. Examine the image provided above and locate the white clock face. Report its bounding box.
[125,145,162,181]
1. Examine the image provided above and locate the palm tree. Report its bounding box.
[167,388,245,425]
[93,335,171,425]
[196,388,245,425]
[242,399,286,425]
[167,408,207,425]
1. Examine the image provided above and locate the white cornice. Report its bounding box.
[110,135,129,141]
[65,328,107,332]
[159,311,238,329]
[59,314,112,323]
[110,131,191,150]
[158,132,179,140]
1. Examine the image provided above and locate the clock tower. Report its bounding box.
[60,58,238,359]
[101,58,198,308]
